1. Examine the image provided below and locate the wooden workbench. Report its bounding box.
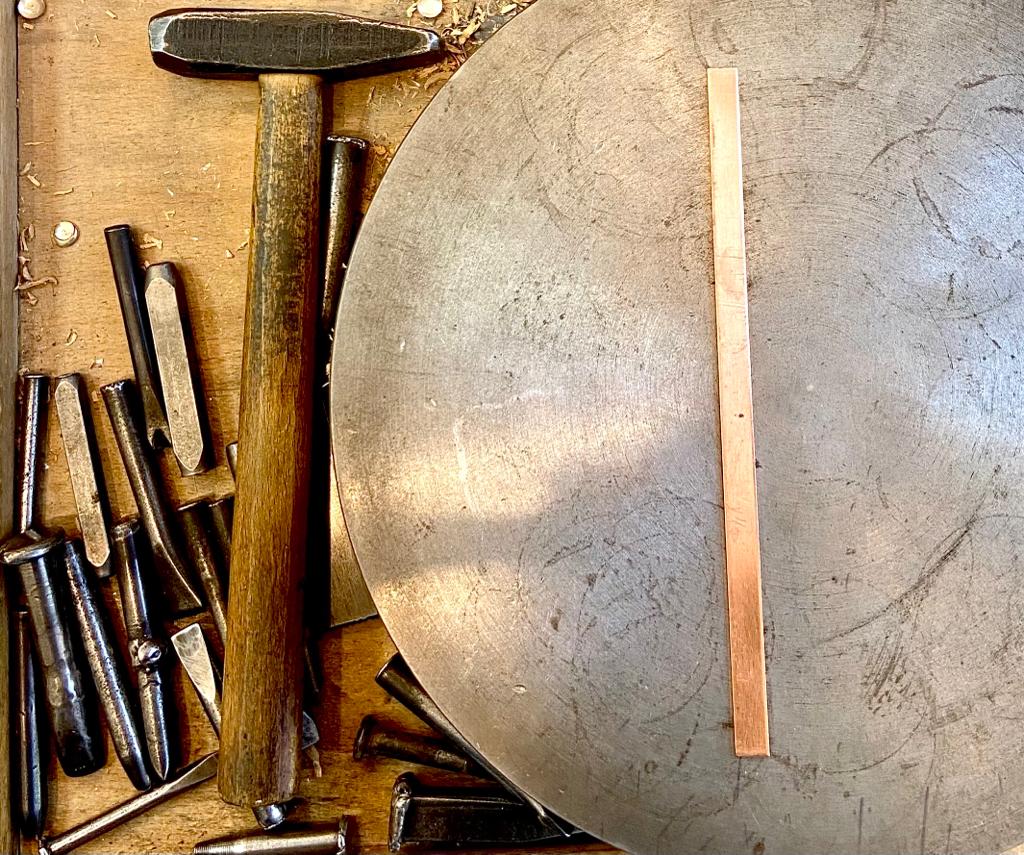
[14,1,613,853]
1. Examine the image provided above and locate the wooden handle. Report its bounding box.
[218,73,323,807]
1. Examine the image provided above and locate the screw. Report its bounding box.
[17,0,45,20]
[52,221,79,247]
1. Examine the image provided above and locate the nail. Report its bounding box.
[63,538,151,790]
[105,225,169,449]
[145,262,212,475]
[0,529,104,777]
[14,607,47,838]
[353,715,484,777]
[15,373,49,534]
[54,374,113,578]
[388,773,583,853]
[177,501,229,654]
[111,519,176,782]
[38,753,218,855]
[101,379,203,616]
[193,818,348,855]
[376,654,560,829]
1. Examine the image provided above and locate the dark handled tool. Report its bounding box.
[14,607,46,838]
[177,501,229,656]
[112,518,176,783]
[102,379,203,615]
[37,752,218,855]
[353,715,485,777]
[105,225,170,449]
[317,135,376,629]
[14,372,48,534]
[193,818,349,855]
[63,538,151,790]
[149,8,442,810]
[145,262,212,475]
[207,495,233,570]
[0,530,104,777]
[54,374,113,578]
[389,773,587,853]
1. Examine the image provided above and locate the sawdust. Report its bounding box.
[402,0,537,60]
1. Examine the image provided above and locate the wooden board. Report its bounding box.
[706,68,769,758]
[15,0,613,852]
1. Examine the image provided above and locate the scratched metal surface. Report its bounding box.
[330,1,1024,852]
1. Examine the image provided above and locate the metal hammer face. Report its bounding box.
[149,8,443,80]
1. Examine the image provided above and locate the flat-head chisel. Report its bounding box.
[148,8,443,812]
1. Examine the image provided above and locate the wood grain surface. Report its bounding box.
[219,71,322,810]
[14,1,616,853]
[2,0,19,852]
[706,68,769,759]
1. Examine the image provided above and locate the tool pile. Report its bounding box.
[4,8,598,854]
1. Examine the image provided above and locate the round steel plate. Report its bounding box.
[331,1,1024,852]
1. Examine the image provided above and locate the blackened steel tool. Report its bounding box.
[15,372,48,534]
[193,818,349,855]
[102,379,203,615]
[145,262,212,476]
[318,136,375,629]
[375,654,558,827]
[207,495,233,570]
[37,752,217,855]
[389,773,585,853]
[0,530,103,776]
[112,518,176,783]
[177,501,229,655]
[14,607,46,838]
[63,538,151,791]
[170,622,320,830]
[149,8,443,811]
[54,374,113,578]
[353,715,484,777]
[105,225,169,449]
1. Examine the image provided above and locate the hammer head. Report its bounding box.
[149,9,443,80]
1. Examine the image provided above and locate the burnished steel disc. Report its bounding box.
[331,2,1024,852]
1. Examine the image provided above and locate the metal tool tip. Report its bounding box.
[352,715,376,760]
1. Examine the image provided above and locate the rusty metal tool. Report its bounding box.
[375,654,560,827]
[105,225,169,449]
[317,136,375,629]
[389,773,585,853]
[14,373,48,534]
[207,495,233,569]
[353,715,484,777]
[145,262,212,476]
[177,501,229,655]
[112,518,176,783]
[37,752,218,855]
[148,8,442,811]
[0,530,103,776]
[54,374,113,578]
[170,622,319,830]
[63,538,151,791]
[102,379,203,615]
[14,607,46,838]
[193,818,349,855]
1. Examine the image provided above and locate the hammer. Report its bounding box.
[148,9,442,811]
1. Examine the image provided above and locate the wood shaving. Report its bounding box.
[224,249,234,259]
[16,276,58,292]
[201,162,212,173]
[66,329,78,346]
[90,357,104,369]
[236,238,249,252]
[26,174,41,188]
[104,8,116,17]
[22,23,35,30]
[164,210,176,220]
[19,162,32,175]
[138,233,163,250]
[52,187,74,196]
[166,188,175,197]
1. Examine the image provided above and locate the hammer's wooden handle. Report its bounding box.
[219,73,322,807]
